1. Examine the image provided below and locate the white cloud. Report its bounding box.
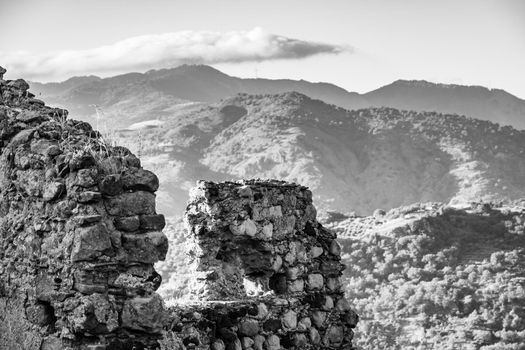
[1,28,349,81]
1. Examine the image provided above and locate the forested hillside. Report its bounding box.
[331,202,525,349]
[106,92,525,216]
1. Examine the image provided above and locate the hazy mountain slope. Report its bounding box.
[113,92,525,217]
[30,65,367,127]
[365,80,525,129]
[31,75,197,129]
[201,93,525,214]
[30,65,525,129]
[327,202,525,349]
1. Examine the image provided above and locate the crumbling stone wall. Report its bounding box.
[0,66,358,349]
[0,67,168,349]
[174,180,358,349]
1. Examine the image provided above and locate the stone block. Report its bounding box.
[257,303,269,319]
[104,191,156,216]
[8,78,30,91]
[264,335,280,350]
[121,168,159,192]
[122,231,168,263]
[121,294,167,333]
[31,139,58,155]
[71,224,112,262]
[139,214,166,230]
[238,319,260,336]
[241,336,254,349]
[294,334,308,348]
[281,310,297,330]
[253,335,265,350]
[237,185,253,198]
[311,311,327,328]
[73,269,109,294]
[309,328,321,345]
[307,274,324,290]
[329,240,342,256]
[297,317,311,331]
[311,246,324,258]
[212,339,226,350]
[114,216,140,232]
[322,295,334,310]
[17,109,43,123]
[287,279,305,293]
[326,277,342,292]
[43,181,65,201]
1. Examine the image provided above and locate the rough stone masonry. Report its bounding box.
[0,66,168,349]
[0,66,357,349]
[172,180,359,349]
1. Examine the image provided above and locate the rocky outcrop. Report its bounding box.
[0,67,358,349]
[0,66,168,349]
[169,180,358,349]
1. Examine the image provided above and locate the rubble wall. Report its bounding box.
[174,180,358,349]
[0,67,168,350]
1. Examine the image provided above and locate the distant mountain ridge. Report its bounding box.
[99,91,525,216]
[30,64,525,129]
[29,65,366,128]
[364,79,525,129]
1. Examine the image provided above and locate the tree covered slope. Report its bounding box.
[110,92,525,217]
[329,202,525,349]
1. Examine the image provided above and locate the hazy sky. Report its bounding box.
[1,0,524,97]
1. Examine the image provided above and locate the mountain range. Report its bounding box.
[25,65,525,216]
[72,91,525,217]
[30,65,525,130]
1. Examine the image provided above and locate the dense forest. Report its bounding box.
[331,203,525,349]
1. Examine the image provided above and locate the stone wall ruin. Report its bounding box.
[0,67,168,349]
[0,66,357,349]
[172,180,359,349]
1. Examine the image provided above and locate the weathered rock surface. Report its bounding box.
[0,66,168,349]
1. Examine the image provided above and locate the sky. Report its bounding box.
[0,0,524,98]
